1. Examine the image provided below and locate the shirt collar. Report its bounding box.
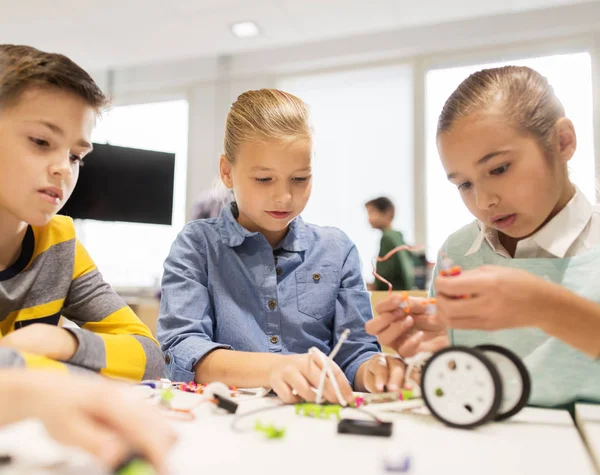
[465,187,593,258]
[276,216,308,252]
[218,204,308,252]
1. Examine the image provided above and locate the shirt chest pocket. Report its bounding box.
[295,269,339,320]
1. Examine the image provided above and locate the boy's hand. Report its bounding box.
[270,352,355,405]
[0,324,78,361]
[366,296,449,357]
[10,371,176,472]
[357,354,407,393]
[435,265,548,330]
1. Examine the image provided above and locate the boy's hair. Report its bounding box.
[223,89,312,163]
[365,197,395,218]
[437,66,565,155]
[0,44,108,111]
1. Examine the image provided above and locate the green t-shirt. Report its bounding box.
[374,229,415,291]
[431,221,600,408]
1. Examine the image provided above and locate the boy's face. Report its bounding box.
[366,205,391,230]
[220,138,312,240]
[0,87,96,227]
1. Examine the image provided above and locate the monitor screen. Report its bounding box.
[59,143,175,225]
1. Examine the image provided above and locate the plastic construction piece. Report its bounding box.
[475,344,531,421]
[114,457,156,475]
[202,382,232,402]
[437,254,469,299]
[362,390,417,406]
[404,345,531,429]
[353,396,365,408]
[439,265,462,277]
[421,346,502,429]
[383,454,412,473]
[177,381,204,394]
[398,291,411,313]
[254,421,286,439]
[398,389,416,401]
[438,252,462,276]
[424,297,437,315]
[173,380,240,396]
[337,418,392,437]
[214,393,238,414]
[294,403,341,420]
[159,388,175,408]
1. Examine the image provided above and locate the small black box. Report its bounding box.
[337,419,392,437]
[214,394,238,414]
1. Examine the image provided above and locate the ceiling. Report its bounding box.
[0,0,596,70]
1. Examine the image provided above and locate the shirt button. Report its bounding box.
[276,267,283,276]
[312,273,321,282]
[270,335,279,344]
[268,299,277,310]
[165,354,171,364]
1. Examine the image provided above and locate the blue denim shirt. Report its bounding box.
[158,205,381,385]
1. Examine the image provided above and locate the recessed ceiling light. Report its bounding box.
[231,21,260,38]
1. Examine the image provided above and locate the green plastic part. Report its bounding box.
[294,403,341,420]
[255,420,286,439]
[115,458,156,475]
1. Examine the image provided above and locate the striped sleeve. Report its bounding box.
[61,240,164,381]
[0,347,98,375]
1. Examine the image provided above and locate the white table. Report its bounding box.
[576,404,600,473]
[0,392,596,475]
[165,394,596,475]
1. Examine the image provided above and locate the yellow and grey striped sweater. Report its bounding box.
[0,215,163,381]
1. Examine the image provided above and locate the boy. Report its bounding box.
[0,44,163,380]
[365,197,416,291]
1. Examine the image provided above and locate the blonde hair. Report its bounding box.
[223,89,312,163]
[437,66,565,155]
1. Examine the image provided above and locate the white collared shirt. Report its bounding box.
[465,189,600,258]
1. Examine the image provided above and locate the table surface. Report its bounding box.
[164,392,596,475]
[576,404,600,474]
[0,390,597,475]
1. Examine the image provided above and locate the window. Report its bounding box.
[279,65,414,281]
[75,100,189,289]
[425,52,595,259]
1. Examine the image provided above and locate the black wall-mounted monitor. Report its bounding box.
[59,143,175,225]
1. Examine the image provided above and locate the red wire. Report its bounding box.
[372,245,424,294]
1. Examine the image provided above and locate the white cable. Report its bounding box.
[311,349,347,406]
[311,329,351,406]
[330,329,351,360]
[311,347,328,404]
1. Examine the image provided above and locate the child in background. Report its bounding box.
[367,66,600,407]
[0,44,163,380]
[365,196,416,290]
[159,89,404,403]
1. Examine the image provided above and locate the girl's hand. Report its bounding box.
[358,354,407,393]
[366,296,449,357]
[269,352,355,405]
[435,265,549,330]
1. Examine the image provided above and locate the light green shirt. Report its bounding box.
[431,221,600,408]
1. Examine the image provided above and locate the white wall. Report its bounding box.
[279,65,415,280]
[89,1,600,255]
